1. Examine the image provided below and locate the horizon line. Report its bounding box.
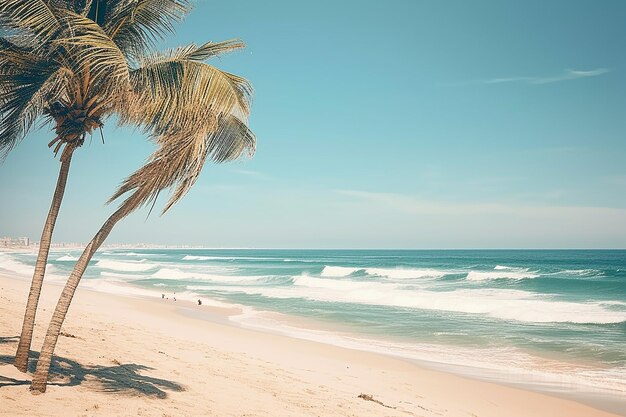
[9,245,625,251]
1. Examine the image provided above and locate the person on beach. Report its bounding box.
[198,299,202,306]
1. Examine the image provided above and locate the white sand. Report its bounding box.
[0,273,620,417]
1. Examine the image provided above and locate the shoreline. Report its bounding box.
[0,272,622,417]
[209,305,626,416]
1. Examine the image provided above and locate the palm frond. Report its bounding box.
[104,0,190,60]
[67,0,94,16]
[155,39,246,63]
[122,48,252,137]
[1,2,257,220]
[0,37,38,69]
[113,41,254,212]
[109,114,255,215]
[0,0,62,43]
[0,58,61,158]
[0,36,24,52]
[54,11,130,98]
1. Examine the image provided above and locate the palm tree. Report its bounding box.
[1,0,119,372]
[32,113,254,392]
[1,0,255,383]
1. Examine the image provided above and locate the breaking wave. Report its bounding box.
[321,265,448,279]
[320,266,360,277]
[151,267,262,283]
[95,259,157,272]
[214,276,626,325]
[467,267,539,281]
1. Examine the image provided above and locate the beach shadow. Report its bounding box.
[0,351,184,398]
[0,336,19,345]
[0,375,29,386]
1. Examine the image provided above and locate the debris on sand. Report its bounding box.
[358,393,396,409]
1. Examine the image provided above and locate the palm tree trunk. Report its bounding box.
[14,152,74,373]
[30,197,135,393]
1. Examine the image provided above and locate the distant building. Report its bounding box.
[0,236,31,247]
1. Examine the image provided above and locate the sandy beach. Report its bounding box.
[0,272,621,417]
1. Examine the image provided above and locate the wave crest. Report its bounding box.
[0,254,34,276]
[95,259,156,272]
[366,267,447,279]
[151,268,262,283]
[467,268,539,281]
[321,266,360,277]
[224,277,626,324]
[321,265,448,279]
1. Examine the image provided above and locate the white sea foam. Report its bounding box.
[95,259,157,272]
[550,269,603,277]
[100,271,139,279]
[56,254,77,261]
[365,267,447,279]
[162,263,239,275]
[186,285,213,290]
[172,291,239,309]
[294,275,399,291]
[283,258,318,263]
[183,255,222,261]
[320,266,361,277]
[81,279,162,298]
[598,301,626,307]
[0,254,65,282]
[230,309,626,394]
[152,268,197,280]
[217,277,626,324]
[152,267,262,283]
[494,265,512,270]
[99,251,161,257]
[321,265,448,279]
[182,255,272,261]
[0,254,34,276]
[466,268,539,281]
[80,276,239,310]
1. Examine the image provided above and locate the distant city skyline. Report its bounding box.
[1,0,626,248]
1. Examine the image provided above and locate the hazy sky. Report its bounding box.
[1,0,626,248]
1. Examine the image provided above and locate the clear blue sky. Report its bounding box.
[1,0,626,248]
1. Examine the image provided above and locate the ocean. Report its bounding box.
[1,249,625,410]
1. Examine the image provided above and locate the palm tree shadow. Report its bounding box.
[0,336,19,344]
[0,350,184,398]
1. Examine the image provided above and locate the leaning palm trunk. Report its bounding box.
[14,151,73,372]
[30,196,136,393]
[14,0,256,394]
[30,116,255,393]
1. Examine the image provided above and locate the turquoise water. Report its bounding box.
[2,249,625,404]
